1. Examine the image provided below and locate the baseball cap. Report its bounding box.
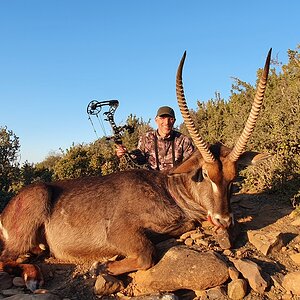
[156,106,175,118]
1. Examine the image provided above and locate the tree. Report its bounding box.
[0,126,20,210]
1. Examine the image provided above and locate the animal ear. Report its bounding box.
[237,151,272,166]
[168,152,200,175]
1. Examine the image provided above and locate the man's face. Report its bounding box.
[155,115,175,138]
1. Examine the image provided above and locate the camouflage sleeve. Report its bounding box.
[137,134,146,152]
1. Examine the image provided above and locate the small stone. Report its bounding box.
[94,273,124,295]
[227,279,248,300]
[235,250,243,258]
[184,237,194,246]
[206,286,227,299]
[215,228,232,249]
[228,266,240,280]
[179,230,197,240]
[223,249,234,257]
[196,239,209,247]
[12,277,25,287]
[190,232,204,240]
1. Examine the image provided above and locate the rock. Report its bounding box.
[194,290,207,299]
[215,228,232,249]
[205,286,227,299]
[3,294,61,299]
[227,279,248,300]
[12,277,25,287]
[190,232,204,240]
[230,258,268,294]
[184,237,193,246]
[247,230,284,255]
[0,271,13,289]
[1,289,25,297]
[214,222,241,250]
[289,253,300,265]
[223,249,234,257]
[195,239,209,246]
[195,287,226,300]
[282,271,300,295]
[228,266,239,280]
[179,229,197,240]
[130,246,229,296]
[94,273,124,295]
[116,293,178,300]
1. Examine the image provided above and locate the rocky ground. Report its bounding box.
[1,191,300,300]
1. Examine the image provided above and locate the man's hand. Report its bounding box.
[116,144,127,158]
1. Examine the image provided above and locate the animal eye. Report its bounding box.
[191,169,203,182]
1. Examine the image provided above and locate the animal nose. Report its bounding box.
[208,213,232,229]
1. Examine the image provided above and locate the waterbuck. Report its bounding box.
[0,49,271,290]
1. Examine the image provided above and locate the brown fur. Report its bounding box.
[0,144,268,278]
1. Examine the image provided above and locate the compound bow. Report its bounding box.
[87,99,135,144]
[87,99,146,170]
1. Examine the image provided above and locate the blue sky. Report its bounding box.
[0,1,299,164]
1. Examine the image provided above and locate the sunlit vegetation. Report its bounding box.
[1,45,299,210]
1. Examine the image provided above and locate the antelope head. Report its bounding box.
[173,49,272,229]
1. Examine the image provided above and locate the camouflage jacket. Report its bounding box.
[133,130,194,171]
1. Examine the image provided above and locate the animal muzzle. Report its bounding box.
[207,212,233,229]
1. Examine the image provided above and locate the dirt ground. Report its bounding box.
[19,191,300,299]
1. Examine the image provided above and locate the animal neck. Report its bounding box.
[167,174,207,221]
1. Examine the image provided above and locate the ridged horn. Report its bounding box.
[176,51,215,163]
[228,48,272,162]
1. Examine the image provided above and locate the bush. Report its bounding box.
[189,45,300,202]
